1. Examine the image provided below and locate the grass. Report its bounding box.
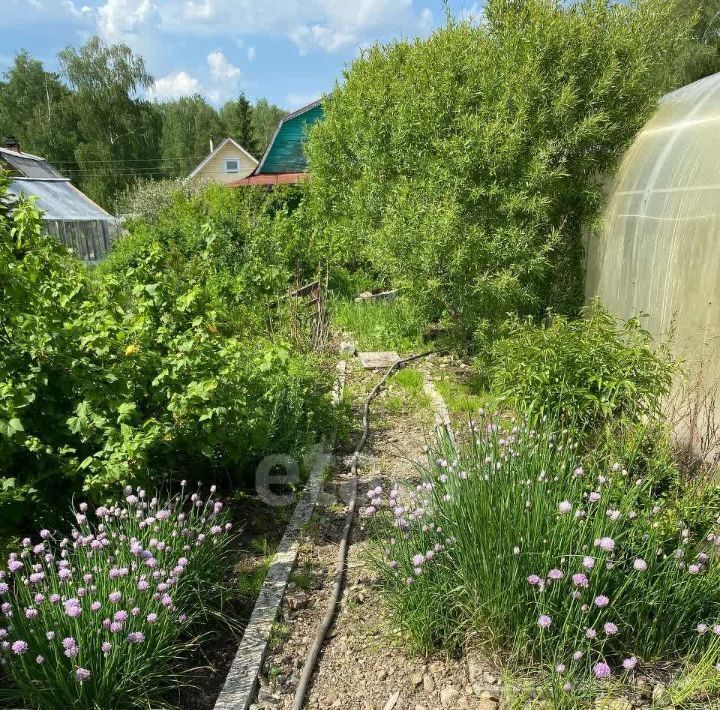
[434,375,493,416]
[331,297,424,353]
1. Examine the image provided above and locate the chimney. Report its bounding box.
[3,137,20,153]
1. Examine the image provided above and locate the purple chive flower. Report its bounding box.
[548,569,563,581]
[589,491,601,503]
[0,583,8,594]
[11,640,28,655]
[25,608,38,620]
[156,510,170,520]
[146,613,158,624]
[586,628,597,639]
[75,667,91,683]
[527,574,541,586]
[8,560,23,573]
[538,615,552,628]
[110,622,123,633]
[596,537,615,552]
[633,558,647,571]
[36,655,45,664]
[62,637,77,650]
[713,625,720,635]
[594,595,610,608]
[572,651,583,661]
[46,631,55,640]
[572,573,589,588]
[126,631,145,644]
[622,657,638,670]
[563,682,573,692]
[102,641,112,654]
[697,623,708,634]
[582,556,595,570]
[556,664,566,674]
[64,646,79,658]
[604,622,618,636]
[558,501,572,514]
[113,610,128,623]
[91,601,101,612]
[109,591,121,603]
[688,564,701,575]
[593,662,612,679]
[411,554,426,567]
[137,580,150,592]
[65,604,81,618]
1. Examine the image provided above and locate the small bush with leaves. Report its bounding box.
[0,483,234,709]
[483,305,675,428]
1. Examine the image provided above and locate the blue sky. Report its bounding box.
[0,0,483,110]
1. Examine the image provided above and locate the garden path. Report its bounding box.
[252,356,501,710]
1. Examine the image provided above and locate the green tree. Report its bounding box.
[58,36,161,209]
[250,98,286,155]
[306,0,693,346]
[159,95,226,177]
[668,0,720,87]
[219,92,256,155]
[0,52,79,172]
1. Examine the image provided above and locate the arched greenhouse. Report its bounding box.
[586,71,720,409]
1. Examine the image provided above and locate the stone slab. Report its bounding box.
[358,351,401,369]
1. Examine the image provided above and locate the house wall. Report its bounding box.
[195,143,256,183]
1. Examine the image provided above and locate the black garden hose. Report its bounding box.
[291,351,437,710]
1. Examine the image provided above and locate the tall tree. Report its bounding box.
[58,37,161,209]
[0,52,78,172]
[159,96,226,177]
[251,98,286,155]
[219,92,256,155]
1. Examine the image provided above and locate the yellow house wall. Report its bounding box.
[194,143,256,183]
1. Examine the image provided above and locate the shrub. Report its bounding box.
[306,0,692,345]
[484,305,675,428]
[365,414,720,704]
[0,483,234,709]
[0,177,337,533]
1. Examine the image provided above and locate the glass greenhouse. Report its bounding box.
[586,71,720,392]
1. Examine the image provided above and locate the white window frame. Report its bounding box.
[225,159,239,174]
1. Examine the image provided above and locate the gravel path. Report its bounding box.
[251,357,502,710]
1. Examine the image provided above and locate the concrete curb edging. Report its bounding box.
[213,360,347,710]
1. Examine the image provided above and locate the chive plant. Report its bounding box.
[0,483,235,709]
[365,414,720,704]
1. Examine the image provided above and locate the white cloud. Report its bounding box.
[97,0,159,43]
[207,50,241,81]
[62,0,92,17]
[458,3,484,24]
[247,46,255,61]
[160,0,432,54]
[150,70,201,99]
[286,92,321,110]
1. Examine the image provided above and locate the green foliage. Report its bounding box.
[306,0,692,346]
[251,98,287,155]
[58,37,161,209]
[0,177,336,534]
[367,414,720,704]
[484,305,675,429]
[668,0,720,87]
[0,487,236,709]
[330,298,425,353]
[220,92,257,156]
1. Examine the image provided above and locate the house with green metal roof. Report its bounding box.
[231,100,324,186]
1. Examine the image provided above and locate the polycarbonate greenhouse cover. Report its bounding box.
[9,179,114,220]
[586,71,720,376]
